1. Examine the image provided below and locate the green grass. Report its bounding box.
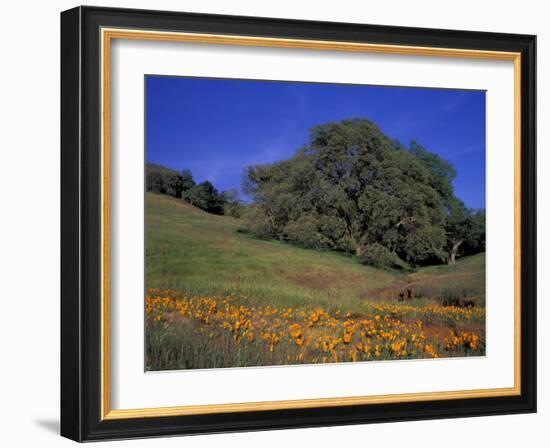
[146,192,485,311]
[406,252,486,306]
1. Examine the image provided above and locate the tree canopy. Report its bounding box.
[146,163,227,215]
[242,119,484,267]
[183,180,226,215]
[146,163,185,197]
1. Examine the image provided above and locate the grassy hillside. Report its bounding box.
[146,192,484,312]
[407,252,485,306]
[146,192,399,312]
[145,193,486,370]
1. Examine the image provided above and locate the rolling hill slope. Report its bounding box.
[146,192,485,311]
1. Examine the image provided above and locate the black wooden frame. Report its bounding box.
[61,6,537,442]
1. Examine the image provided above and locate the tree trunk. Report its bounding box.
[355,233,369,258]
[447,239,463,265]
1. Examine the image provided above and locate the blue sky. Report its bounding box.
[145,76,486,208]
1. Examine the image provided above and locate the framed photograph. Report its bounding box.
[60,6,536,441]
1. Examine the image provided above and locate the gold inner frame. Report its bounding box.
[100,27,522,420]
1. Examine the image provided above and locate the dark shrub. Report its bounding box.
[284,215,324,249]
[183,181,225,215]
[239,205,274,240]
[360,243,408,270]
[224,202,245,218]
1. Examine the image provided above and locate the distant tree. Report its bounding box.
[222,188,240,204]
[164,171,184,198]
[146,163,229,216]
[146,163,183,197]
[181,169,196,192]
[444,199,485,265]
[222,188,245,218]
[146,168,165,194]
[183,181,226,215]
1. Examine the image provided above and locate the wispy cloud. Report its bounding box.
[446,142,485,159]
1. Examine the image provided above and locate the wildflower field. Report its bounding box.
[146,289,484,370]
[145,193,486,371]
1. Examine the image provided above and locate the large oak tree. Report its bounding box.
[243,119,484,267]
